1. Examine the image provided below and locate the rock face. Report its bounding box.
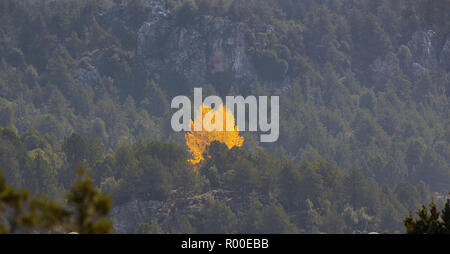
[137,15,255,89]
[97,0,168,25]
[81,0,268,91]
[111,189,238,233]
[144,0,168,20]
[407,30,439,69]
[370,52,399,82]
[74,64,100,85]
[411,62,428,79]
[371,30,450,82]
[111,199,163,233]
[440,34,450,70]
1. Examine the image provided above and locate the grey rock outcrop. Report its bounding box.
[370,52,399,84]
[371,30,450,83]
[144,0,169,21]
[111,199,163,234]
[137,15,255,89]
[111,189,242,233]
[407,30,439,69]
[371,52,399,74]
[440,34,450,70]
[74,64,100,85]
[411,62,428,79]
[97,0,168,26]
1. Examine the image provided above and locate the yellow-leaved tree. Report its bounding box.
[185,104,244,165]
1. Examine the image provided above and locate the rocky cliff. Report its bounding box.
[111,189,238,233]
[371,30,450,83]
[137,14,255,90]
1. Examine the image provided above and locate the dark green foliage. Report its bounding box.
[174,0,199,26]
[135,221,164,234]
[404,197,450,234]
[0,127,30,187]
[63,133,88,168]
[66,166,114,234]
[258,203,298,233]
[197,198,237,234]
[278,163,302,211]
[0,126,439,233]
[0,166,113,234]
[0,100,14,128]
[252,49,288,81]
[0,0,449,234]
[125,0,148,30]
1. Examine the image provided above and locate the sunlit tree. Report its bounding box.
[185,104,244,165]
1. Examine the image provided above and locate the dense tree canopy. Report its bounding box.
[0,0,449,233]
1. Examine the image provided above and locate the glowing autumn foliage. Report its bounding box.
[185,104,244,165]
